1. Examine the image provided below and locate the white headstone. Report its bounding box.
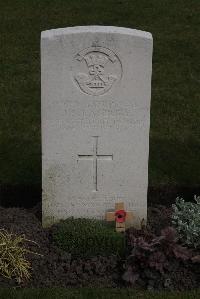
[41,26,153,227]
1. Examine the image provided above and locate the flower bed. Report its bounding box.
[0,204,199,290]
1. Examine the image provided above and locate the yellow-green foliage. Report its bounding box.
[0,229,40,283]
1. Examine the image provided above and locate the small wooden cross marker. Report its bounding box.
[105,202,134,232]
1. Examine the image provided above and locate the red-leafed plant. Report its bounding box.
[123,227,192,287]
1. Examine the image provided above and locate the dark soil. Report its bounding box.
[0,204,199,289]
[0,205,121,288]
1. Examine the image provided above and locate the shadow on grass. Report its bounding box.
[0,288,199,299]
[149,136,200,187]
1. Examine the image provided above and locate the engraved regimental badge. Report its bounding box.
[74,47,122,96]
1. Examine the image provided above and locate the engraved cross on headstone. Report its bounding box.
[78,136,113,191]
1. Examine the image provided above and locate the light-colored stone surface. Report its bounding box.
[41,26,153,227]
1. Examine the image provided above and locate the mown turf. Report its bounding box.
[0,288,200,299]
[0,0,199,187]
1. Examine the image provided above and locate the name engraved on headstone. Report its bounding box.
[62,101,148,130]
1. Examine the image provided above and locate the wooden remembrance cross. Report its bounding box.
[106,202,134,232]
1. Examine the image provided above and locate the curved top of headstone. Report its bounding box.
[41,25,152,40]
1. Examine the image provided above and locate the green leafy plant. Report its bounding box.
[0,229,41,284]
[52,218,125,258]
[172,196,200,248]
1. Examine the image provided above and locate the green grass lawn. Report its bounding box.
[0,0,199,187]
[0,288,199,299]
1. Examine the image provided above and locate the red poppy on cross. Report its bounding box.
[105,202,134,232]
